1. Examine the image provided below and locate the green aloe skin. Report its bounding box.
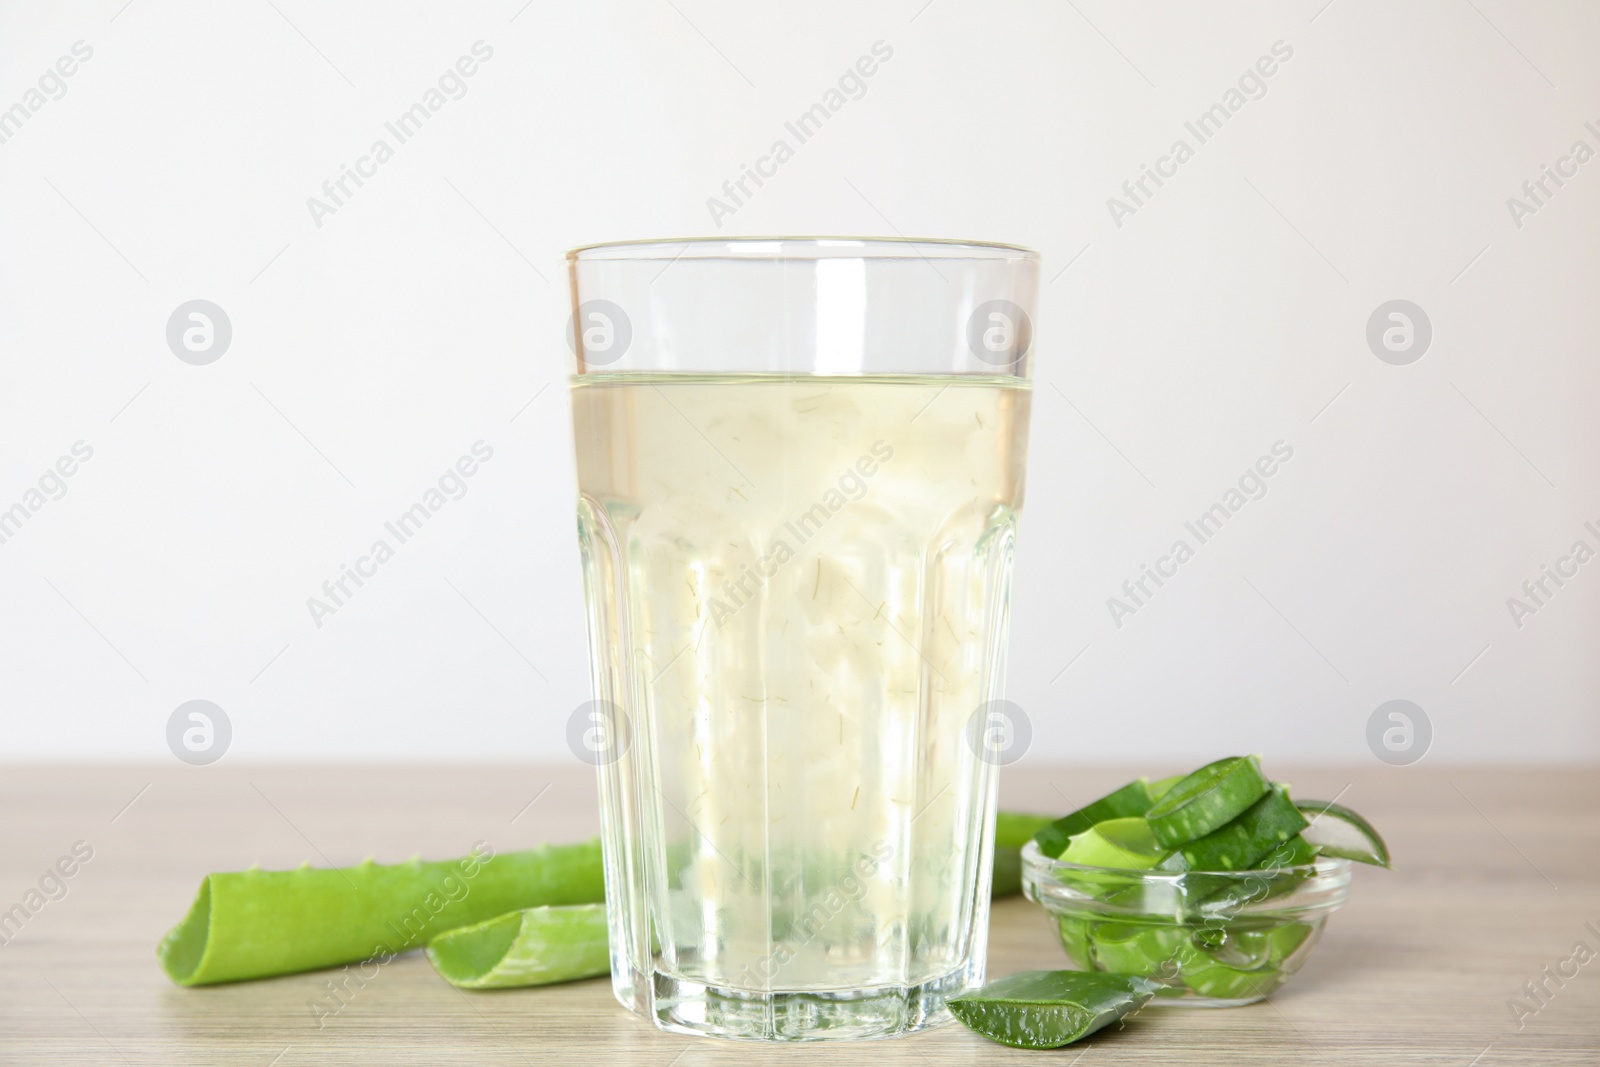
[1156,785,1308,872]
[949,970,1160,1049]
[158,840,606,986]
[1144,756,1271,849]
[1297,799,1392,867]
[427,904,610,989]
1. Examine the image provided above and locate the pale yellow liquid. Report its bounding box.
[572,373,1031,997]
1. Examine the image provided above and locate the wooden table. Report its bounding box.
[2,765,1595,1065]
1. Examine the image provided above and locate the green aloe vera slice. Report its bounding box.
[1297,799,1391,867]
[1193,919,1315,972]
[992,811,1056,897]
[1174,941,1276,1000]
[1060,817,1168,870]
[949,970,1160,1049]
[1145,756,1271,848]
[1264,833,1322,869]
[1267,920,1315,963]
[158,840,606,986]
[1033,779,1155,859]
[1146,773,1184,801]
[427,904,608,989]
[1056,917,1095,969]
[1090,922,1187,976]
[1158,786,1308,872]
[1190,832,1321,914]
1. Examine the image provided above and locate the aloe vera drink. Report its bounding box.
[566,236,1038,1040]
[572,372,1031,1038]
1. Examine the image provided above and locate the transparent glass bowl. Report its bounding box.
[1021,840,1352,1006]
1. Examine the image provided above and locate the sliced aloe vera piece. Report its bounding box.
[157,840,606,986]
[1056,916,1095,968]
[992,811,1056,897]
[1193,919,1315,972]
[1090,922,1186,976]
[1189,832,1320,915]
[1297,799,1391,867]
[949,970,1159,1049]
[1266,921,1314,964]
[1146,773,1184,801]
[1034,779,1155,859]
[1157,786,1308,873]
[1060,817,1169,870]
[1263,833,1322,869]
[1145,756,1270,848]
[426,904,608,989]
[1175,942,1276,1000]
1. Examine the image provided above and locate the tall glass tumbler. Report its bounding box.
[566,238,1037,1041]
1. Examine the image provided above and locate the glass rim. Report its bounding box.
[566,236,1039,263]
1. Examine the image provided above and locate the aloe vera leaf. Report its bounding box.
[1146,756,1271,848]
[1195,919,1318,982]
[158,840,606,986]
[1297,799,1391,867]
[1056,916,1096,969]
[1187,832,1320,915]
[1191,923,1265,970]
[1146,774,1184,801]
[1089,922,1187,977]
[1175,941,1278,1000]
[427,904,609,989]
[1059,817,1168,870]
[1270,833,1323,869]
[1268,921,1315,963]
[949,970,1160,1049]
[1033,779,1154,859]
[992,811,1056,897]
[1157,786,1308,873]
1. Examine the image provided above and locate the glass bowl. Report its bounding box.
[1020,840,1353,1006]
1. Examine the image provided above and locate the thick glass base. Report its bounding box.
[650,966,977,1042]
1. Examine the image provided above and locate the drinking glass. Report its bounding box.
[566,237,1037,1041]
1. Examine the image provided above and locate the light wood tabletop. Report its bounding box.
[2,765,1595,1065]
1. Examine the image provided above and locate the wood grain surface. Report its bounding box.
[1,765,1595,1065]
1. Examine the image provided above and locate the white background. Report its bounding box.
[1,0,1596,763]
